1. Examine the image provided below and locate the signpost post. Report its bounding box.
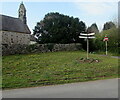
[79,32,95,59]
[103,36,108,55]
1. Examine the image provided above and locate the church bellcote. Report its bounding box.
[18,2,27,24]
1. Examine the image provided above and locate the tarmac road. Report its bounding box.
[2,78,118,98]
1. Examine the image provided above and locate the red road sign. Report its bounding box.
[103,37,108,41]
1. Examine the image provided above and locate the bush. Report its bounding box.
[91,28,119,54]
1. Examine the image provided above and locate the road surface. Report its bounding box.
[2,78,118,98]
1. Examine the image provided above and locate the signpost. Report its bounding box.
[79,32,95,59]
[103,36,108,55]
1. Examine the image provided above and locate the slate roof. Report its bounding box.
[0,14,31,34]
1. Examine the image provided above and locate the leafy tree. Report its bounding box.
[103,21,116,30]
[33,12,86,44]
[87,23,99,34]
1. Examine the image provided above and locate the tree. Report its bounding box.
[33,12,86,44]
[103,21,116,30]
[87,23,99,34]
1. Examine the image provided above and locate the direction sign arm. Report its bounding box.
[80,33,95,36]
[88,36,95,39]
[79,36,88,38]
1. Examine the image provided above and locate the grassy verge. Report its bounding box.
[2,51,118,89]
[94,51,120,56]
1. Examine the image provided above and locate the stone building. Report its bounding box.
[0,2,31,46]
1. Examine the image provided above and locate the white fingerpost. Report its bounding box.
[79,32,95,59]
[87,38,89,59]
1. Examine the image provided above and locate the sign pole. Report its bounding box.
[106,41,107,55]
[87,38,89,59]
[103,36,108,55]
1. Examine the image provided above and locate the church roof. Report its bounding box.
[0,14,31,34]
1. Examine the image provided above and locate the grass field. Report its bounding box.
[2,51,118,89]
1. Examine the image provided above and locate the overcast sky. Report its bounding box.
[0,0,118,33]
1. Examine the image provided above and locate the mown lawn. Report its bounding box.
[2,51,118,89]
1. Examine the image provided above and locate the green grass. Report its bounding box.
[2,51,118,89]
[94,51,120,56]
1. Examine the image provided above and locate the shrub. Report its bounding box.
[91,28,119,54]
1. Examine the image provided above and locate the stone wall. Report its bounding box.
[2,43,82,55]
[1,31,30,45]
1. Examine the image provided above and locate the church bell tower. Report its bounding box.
[18,2,27,24]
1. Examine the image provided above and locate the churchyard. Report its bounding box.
[2,51,118,89]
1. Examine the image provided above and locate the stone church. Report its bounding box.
[0,2,31,46]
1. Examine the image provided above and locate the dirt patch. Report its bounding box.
[77,57,100,63]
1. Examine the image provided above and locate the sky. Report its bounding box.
[0,0,118,33]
